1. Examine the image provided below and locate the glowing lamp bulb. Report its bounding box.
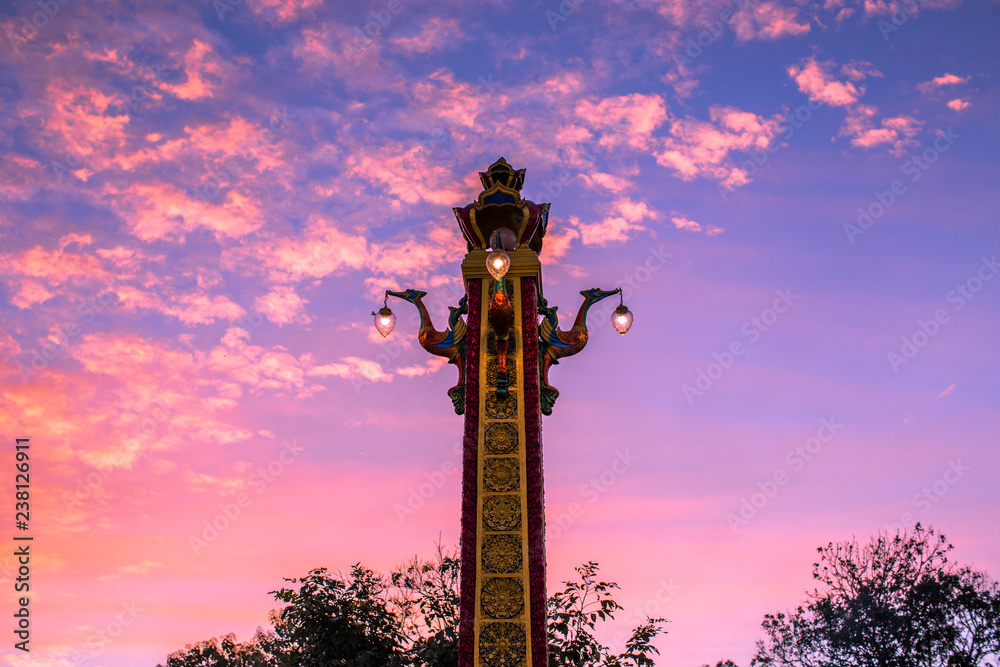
[486,249,510,280]
[611,304,633,335]
[374,306,396,337]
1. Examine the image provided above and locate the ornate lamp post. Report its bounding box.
[373,157,632,667]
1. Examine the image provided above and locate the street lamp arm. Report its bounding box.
[386,289,468,414]
[537,287,622,415]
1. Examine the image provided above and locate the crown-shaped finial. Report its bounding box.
[479,157,526,191]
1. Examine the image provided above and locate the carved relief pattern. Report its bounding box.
[484,423,518,455]
[476,276,528,666]
[482,534,522,574]
[483,494,521,531]
[486,391,518,420]
[479,622,527,667]
[481,577,524,620]
[484,457,519,493]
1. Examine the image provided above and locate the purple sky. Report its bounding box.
[1,0,998,665]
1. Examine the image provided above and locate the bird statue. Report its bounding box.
[538,287,622,415]
[386,289,468,414]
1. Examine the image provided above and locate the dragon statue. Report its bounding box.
[386,289,468,414]
[538,287,622,415]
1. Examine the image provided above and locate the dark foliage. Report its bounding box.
[160,548,665,667]
[751,524,1000,667]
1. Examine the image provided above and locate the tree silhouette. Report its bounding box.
[547,562,665,667]
[751,524,1000,667]
[160,547,665,667]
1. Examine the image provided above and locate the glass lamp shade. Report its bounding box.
[611,304,633,335]
[486,250,511,280]
[374,306,396,337]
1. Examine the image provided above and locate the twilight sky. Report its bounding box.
[1,0,998,664]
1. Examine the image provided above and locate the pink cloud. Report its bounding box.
[575,216,635,245]
[862,0,961,17]
[575,94,669,150]
[575,198,657,246]
[580,172,633,194]
[541,227,580,261]
[58,233,92,248]
[114,115,288,174]
[39,82,131,177]
[371,227,466,278]
[406,70,513,144]
[181,117,263,158]
[917,72,970,94]
[396,356,448,377]
[25,331,300,469]
[209,328,324,397]
[937,383,957,397]
[246,0,321,23]
[842,105,921,153]
[308,356,393,383]
[841,60,883,81]
[647,0,698,25]
[671,213,703,232]
[162,40,221,101]
[9,327,332,481]
[254,286,310,325]
[617,198,655,224]
[293,21,432,95]
[115,183,264,241]
[252,216,369,283]
[669,212,725,236]
[218,212,466,289]
[788,57,861,107]
[731,1,811,41]
[163,293,246,326]
[946,98,970,112]
[0,240,126,308]
[833,6,856,22]
[391,17,463,55]
[655,106,783,186]
[787,56,921,154]
[0,153,44,201]
[346,143,470,207]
